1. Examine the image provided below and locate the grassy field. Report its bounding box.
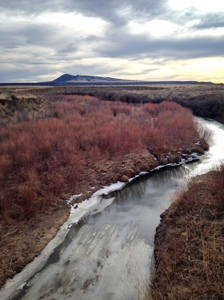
[1,83,224,123]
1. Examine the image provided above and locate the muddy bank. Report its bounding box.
[0,201,69,288]
[150,167,224,299]
[0,90,47,123]
[0,141,208,289]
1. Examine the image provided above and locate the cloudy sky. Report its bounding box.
[1,0,224,83]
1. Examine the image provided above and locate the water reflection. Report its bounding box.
[102,161,196,205]
[81,161,200,245]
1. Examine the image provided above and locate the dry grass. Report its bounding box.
[150,165,224,300]
[59,84,224,123]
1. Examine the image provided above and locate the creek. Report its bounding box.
[1,118,224,300]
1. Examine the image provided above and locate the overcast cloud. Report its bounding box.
[0,0,224,82]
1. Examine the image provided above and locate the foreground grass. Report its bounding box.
[150,165,224,300]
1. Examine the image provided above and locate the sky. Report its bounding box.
[0,0,224,83]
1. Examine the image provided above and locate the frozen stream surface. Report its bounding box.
[1,118,224,300]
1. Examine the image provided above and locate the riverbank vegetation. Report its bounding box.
[84,86,224,124]
[0,93,208,287]
[0,96,207,221]
[149,164,224,299]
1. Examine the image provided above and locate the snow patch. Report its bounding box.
[67,193,82,204]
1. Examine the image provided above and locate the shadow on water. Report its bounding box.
[104,160,198,203]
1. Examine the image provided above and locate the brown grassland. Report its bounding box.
[150,165,224,299]
[0,84,221,297]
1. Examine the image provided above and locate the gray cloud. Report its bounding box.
[57,44,77,54]
[194,13,224,29]
[96,26,224,60]
[1,0,224,82]
[0,0,168,26]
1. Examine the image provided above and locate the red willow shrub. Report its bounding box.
[0,96,201,221]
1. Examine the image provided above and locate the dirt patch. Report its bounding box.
[150,168,224,299]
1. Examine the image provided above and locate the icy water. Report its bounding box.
[1,119,224,300]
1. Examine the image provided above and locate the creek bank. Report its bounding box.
[150,167,224,300]
[0,91,46,123]
[0,140,208,289]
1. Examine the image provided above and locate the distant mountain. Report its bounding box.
[0,73,214,86]
[53,74,129,83]
[52,74,213,85]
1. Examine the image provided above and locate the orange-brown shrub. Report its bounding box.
[0,96,201,221]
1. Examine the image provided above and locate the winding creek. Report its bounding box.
[1,118,224,300]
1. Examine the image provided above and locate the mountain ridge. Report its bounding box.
[0,73,214,86]
[53,74,130,82]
